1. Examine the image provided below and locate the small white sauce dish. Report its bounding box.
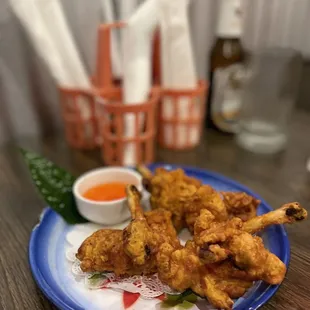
[73,167,143,225]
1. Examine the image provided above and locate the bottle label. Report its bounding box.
[210,63,245,132]
[216,0,243,38]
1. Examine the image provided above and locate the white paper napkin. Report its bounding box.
[159,0,198,147]
[100,0,122,79]
[10,0,92,121]
[35,0,90,90]
[122,0,159,165]
[114,0,140,21]
[9,0,71,86]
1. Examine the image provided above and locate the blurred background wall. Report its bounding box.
[1,0,310,144]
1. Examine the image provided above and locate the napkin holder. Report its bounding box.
[59,23,160,165]
[158,80,208,150]
[96,23,160,165]
[59,87,98,149]
[96,87,160,166]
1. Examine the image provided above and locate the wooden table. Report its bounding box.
[1,111,310,310]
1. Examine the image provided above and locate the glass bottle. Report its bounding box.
[206,0,245,133]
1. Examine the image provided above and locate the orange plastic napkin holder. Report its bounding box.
[158,80,208,150]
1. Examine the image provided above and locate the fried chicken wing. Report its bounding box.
[123,185,153,266]
[184,186,228,233]
[228,232,286,284]
[138,166,200,231]
[195,216,243,247]
[77,167,308,310]
[199,272,234,310]
[77,226,158,276]
[156,241,202,291]
[208,260,255,282]
[221,191,260,221]
[194,202,307,284]
[144,209,180,249]
[243,202,307,234]
[76,229,133,275]
[156,241,251,310]
[124,185,181,265]
[198,266,253,309]
[196,228,286,285]
[77,185,180,275]
[195,202,307,247]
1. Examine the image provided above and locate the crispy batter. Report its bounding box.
[123,185,153,266]
[195,217,243,247]
[144,209,180,249]
[243,202,307,234]
[228,233,287,284]
[77,185,180,276]
[195,201,308,243]
[193,202,308,285]
[149,168,200,231]
[156,241,202,291]
[77,167,308,310]
[222,191,260,221]
[208,260,256,282]
[184,186,229,233]
[76,229,133,275]
[138,166,263,232]
[212,275,253,299]
[193,209,216,236]
[156,241,252,310]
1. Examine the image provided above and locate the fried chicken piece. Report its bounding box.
[156,202,307,309]
[199,272,234,310]
[194,209,240,264]
[228,232,286,284]
[77,226,157,276]
[198,244,231,264]
[243,202,307,234]
[144,209,180,249]
[194,202,307,284]
[197,225,286,285]
[150,169,200,231]
[193,208,216,236]
[208,260,255,283]
[196,202,307,240]
[123,185,153,266]
[221,191,261,221]
[156,241,202,291]
[76,229,134,275]
[184,186,229,233]
[215,277,253,299]
[124,185,181,266]
[156,241,251,310]
[138,166,200,231]
[138,166,262,232]
[197,264,252,310]
[195,216,243,247]
[77,185,180,275]
[195,202,308,263]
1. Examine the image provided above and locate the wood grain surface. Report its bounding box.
[0,111,310,310]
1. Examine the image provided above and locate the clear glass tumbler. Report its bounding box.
[236,48,302,154]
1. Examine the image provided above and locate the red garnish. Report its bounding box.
[123,291,140,309]
[156,294,165,301]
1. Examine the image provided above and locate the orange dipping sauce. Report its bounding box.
[83,182,127,202]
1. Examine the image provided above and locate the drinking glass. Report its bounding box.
[236,48,302,154]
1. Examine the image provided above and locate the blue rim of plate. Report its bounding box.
[29,164,290,310]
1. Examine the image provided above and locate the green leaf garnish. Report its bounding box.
[163,290,198,309]
[87,274,107,289]
[20,148,88,224]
